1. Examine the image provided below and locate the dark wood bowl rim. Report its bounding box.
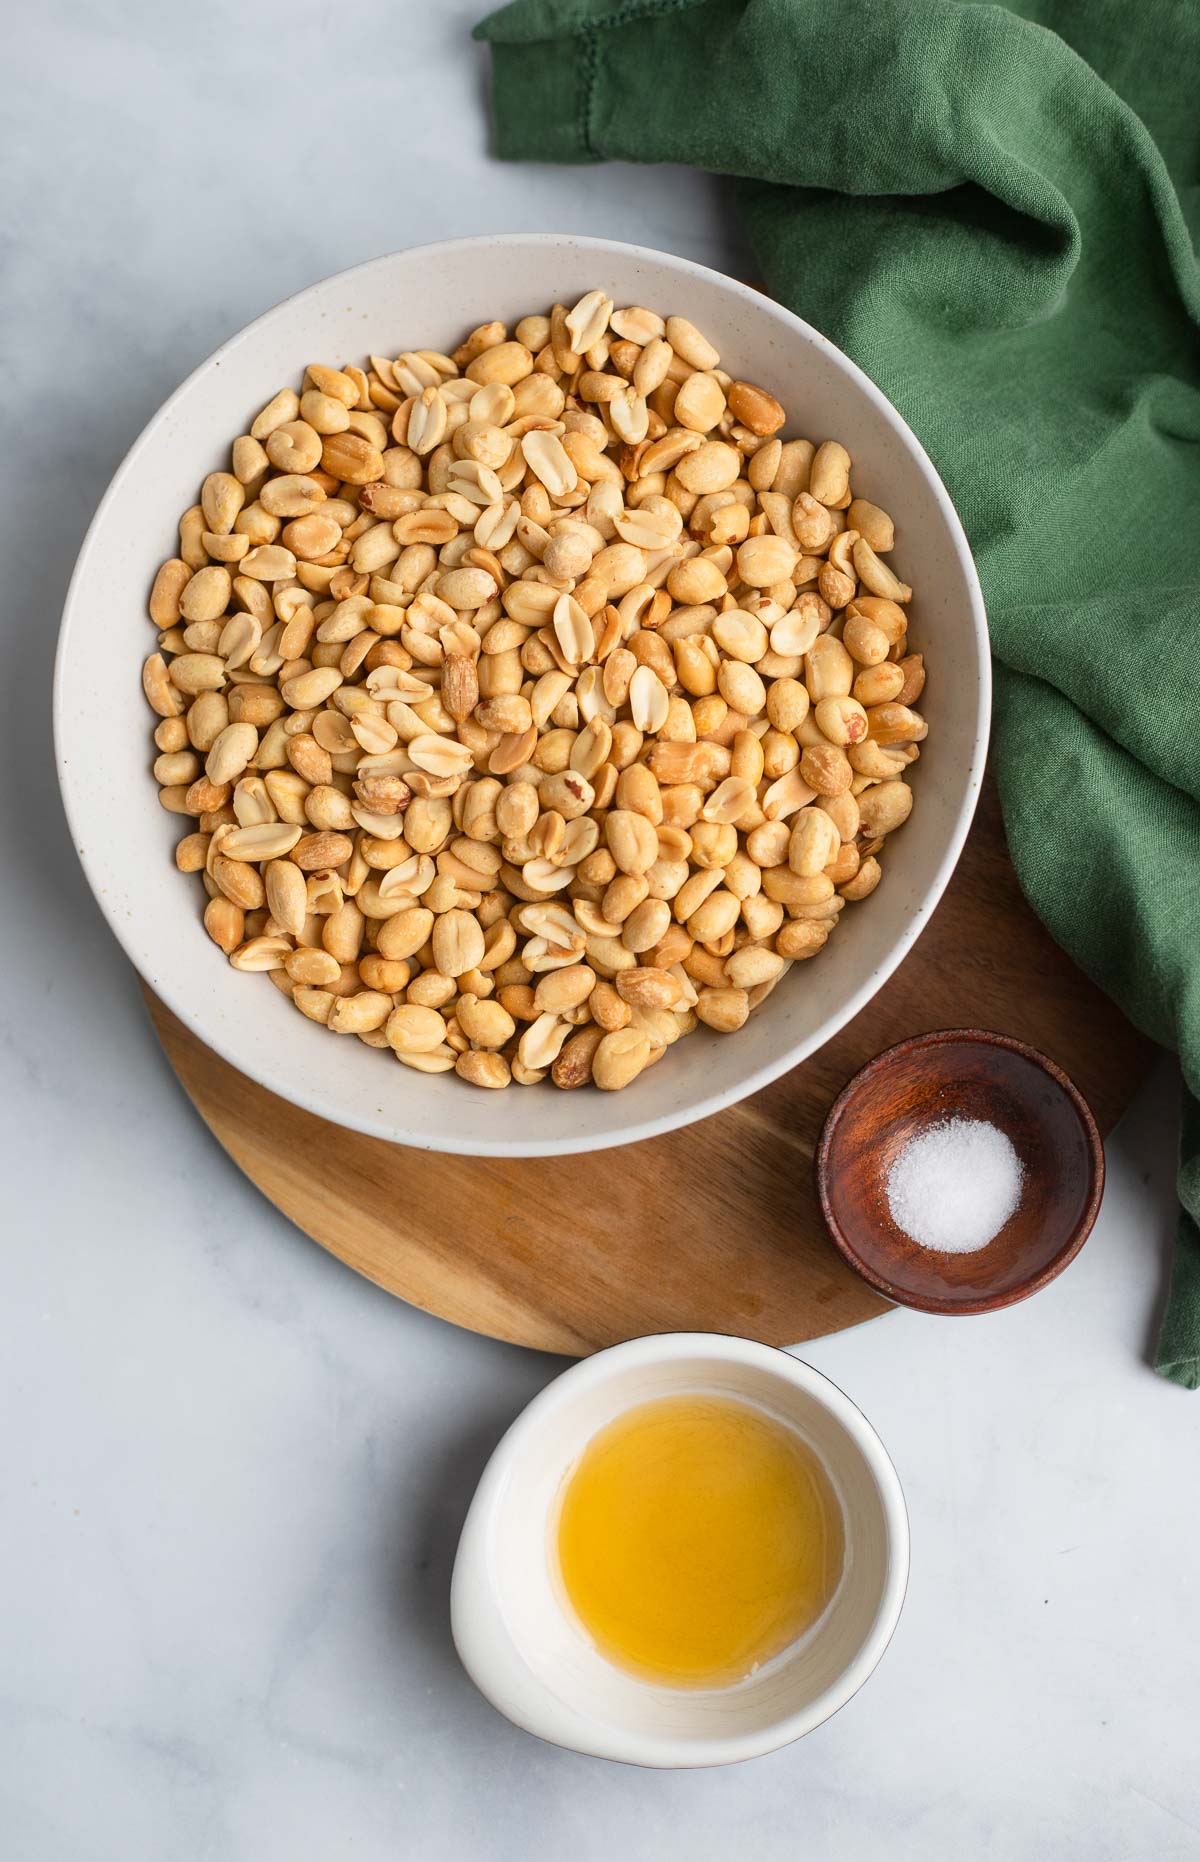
[814,1028,1106,1316]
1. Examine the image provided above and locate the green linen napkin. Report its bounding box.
[475,0,1200,1386]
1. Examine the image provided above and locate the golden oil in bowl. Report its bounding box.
[554,1393,844,1690]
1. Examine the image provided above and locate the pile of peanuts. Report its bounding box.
[143,290,926,1092]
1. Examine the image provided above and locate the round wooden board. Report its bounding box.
[145,777,1153,1357]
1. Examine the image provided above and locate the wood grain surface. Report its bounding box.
[145,775,1154,1357]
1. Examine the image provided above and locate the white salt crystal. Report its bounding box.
[886,1117,1023,1254]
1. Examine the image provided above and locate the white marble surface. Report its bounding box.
[5,2,1199,1856]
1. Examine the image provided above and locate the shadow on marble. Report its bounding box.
[385,1398,571,1727]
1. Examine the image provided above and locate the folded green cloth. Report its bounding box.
[475,0,1200,1385]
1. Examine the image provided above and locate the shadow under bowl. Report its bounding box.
[815,1029,1105,1315]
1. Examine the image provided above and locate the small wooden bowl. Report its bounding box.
[815,1030,1105,1315]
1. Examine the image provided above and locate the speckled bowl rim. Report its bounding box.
[54,234,990,1157]
[814,1027,1106,1314]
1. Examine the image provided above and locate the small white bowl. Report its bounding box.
[451,1334,908,1768]
[55,233,989,1156]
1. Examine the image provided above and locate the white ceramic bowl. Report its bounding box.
[54,234,988,1156]
[451,1334,908,1767]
